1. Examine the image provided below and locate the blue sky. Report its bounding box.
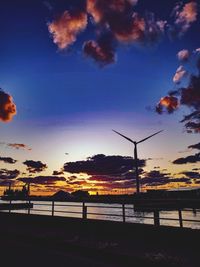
[0,0,200,194]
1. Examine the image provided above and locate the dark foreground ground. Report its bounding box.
[0,212,199,267]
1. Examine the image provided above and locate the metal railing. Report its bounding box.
[2,200,200,229]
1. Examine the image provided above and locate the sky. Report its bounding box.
[0,0,200,195]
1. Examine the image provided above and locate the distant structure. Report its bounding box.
[52,190,73,201]
[112,129,163,194]
[71,190,89,198]
[3,182,30,199]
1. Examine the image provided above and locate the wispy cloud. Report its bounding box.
[18,175,66,185]
[173,65,187,83]
[173,153,200,164]
[7,143,32,151]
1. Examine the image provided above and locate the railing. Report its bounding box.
[1,200,200,229]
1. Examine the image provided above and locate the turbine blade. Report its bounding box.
[112,130,135,144]
[137,130,164,144]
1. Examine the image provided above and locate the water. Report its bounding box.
[1,200,200,229]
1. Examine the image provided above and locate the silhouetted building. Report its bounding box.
[71,190,89,198]
[52,190,73,201]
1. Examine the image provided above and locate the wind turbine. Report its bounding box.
[112,129,163,194]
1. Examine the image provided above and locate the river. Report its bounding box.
[1,200,200,229]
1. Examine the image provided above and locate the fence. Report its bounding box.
[2,200,200,229]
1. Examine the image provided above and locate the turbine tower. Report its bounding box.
[112,129,163,194]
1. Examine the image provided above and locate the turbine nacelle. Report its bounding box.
[112,129,163,145]
[112,129,164,194]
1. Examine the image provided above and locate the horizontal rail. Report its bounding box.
[87,212,123,217]
[31,209,50,212]
[1,200,200,229]
[54,210,82,214]
[54,204,82,207]
[86,205,122,209]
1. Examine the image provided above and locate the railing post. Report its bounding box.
[52,201,55,216]
[82,202,87,220]
[28,199,31,215]
[122,204,126,223]
[178,209,183,228]
[193,208,197,215]
[9,199,12,213]
[153,210,160,226]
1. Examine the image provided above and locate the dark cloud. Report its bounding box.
[0,180,16,187]
[87,0,138,27]
[88,171,140,183]
[156,49,200,133]
[47,0,171,67]
[141,170,170,186]
[52,170,64,175]
[180,75,200,110]
[68,179,87,186]
[173,153,200,164]
[0,89,17,123]
[17,176,66,185]
[83,33,116,66]
[181,171,200,179]
[23,160,47,173]
[147,157,163,161]
[188,142,200,150]
[0,169,20,180]
[87,0,164,45]
[140,170,191,187]
[47,1,198,68]
[0,156,17,164]
[168,177,191,183]
[143,12,166,45]
[63,154,145,175]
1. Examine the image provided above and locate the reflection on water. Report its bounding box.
[0,200,200,229]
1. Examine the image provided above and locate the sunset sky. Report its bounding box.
[0,0,200,195]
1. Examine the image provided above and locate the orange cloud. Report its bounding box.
[48,11,87,50]
[156,96,179,114]
[174,1,198,34]
[176,2,198,24]
[7,143,32,151]
[0,89,17,122]
[87,0,145,44]
[87,0,138,24]
[83,34,115,65]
